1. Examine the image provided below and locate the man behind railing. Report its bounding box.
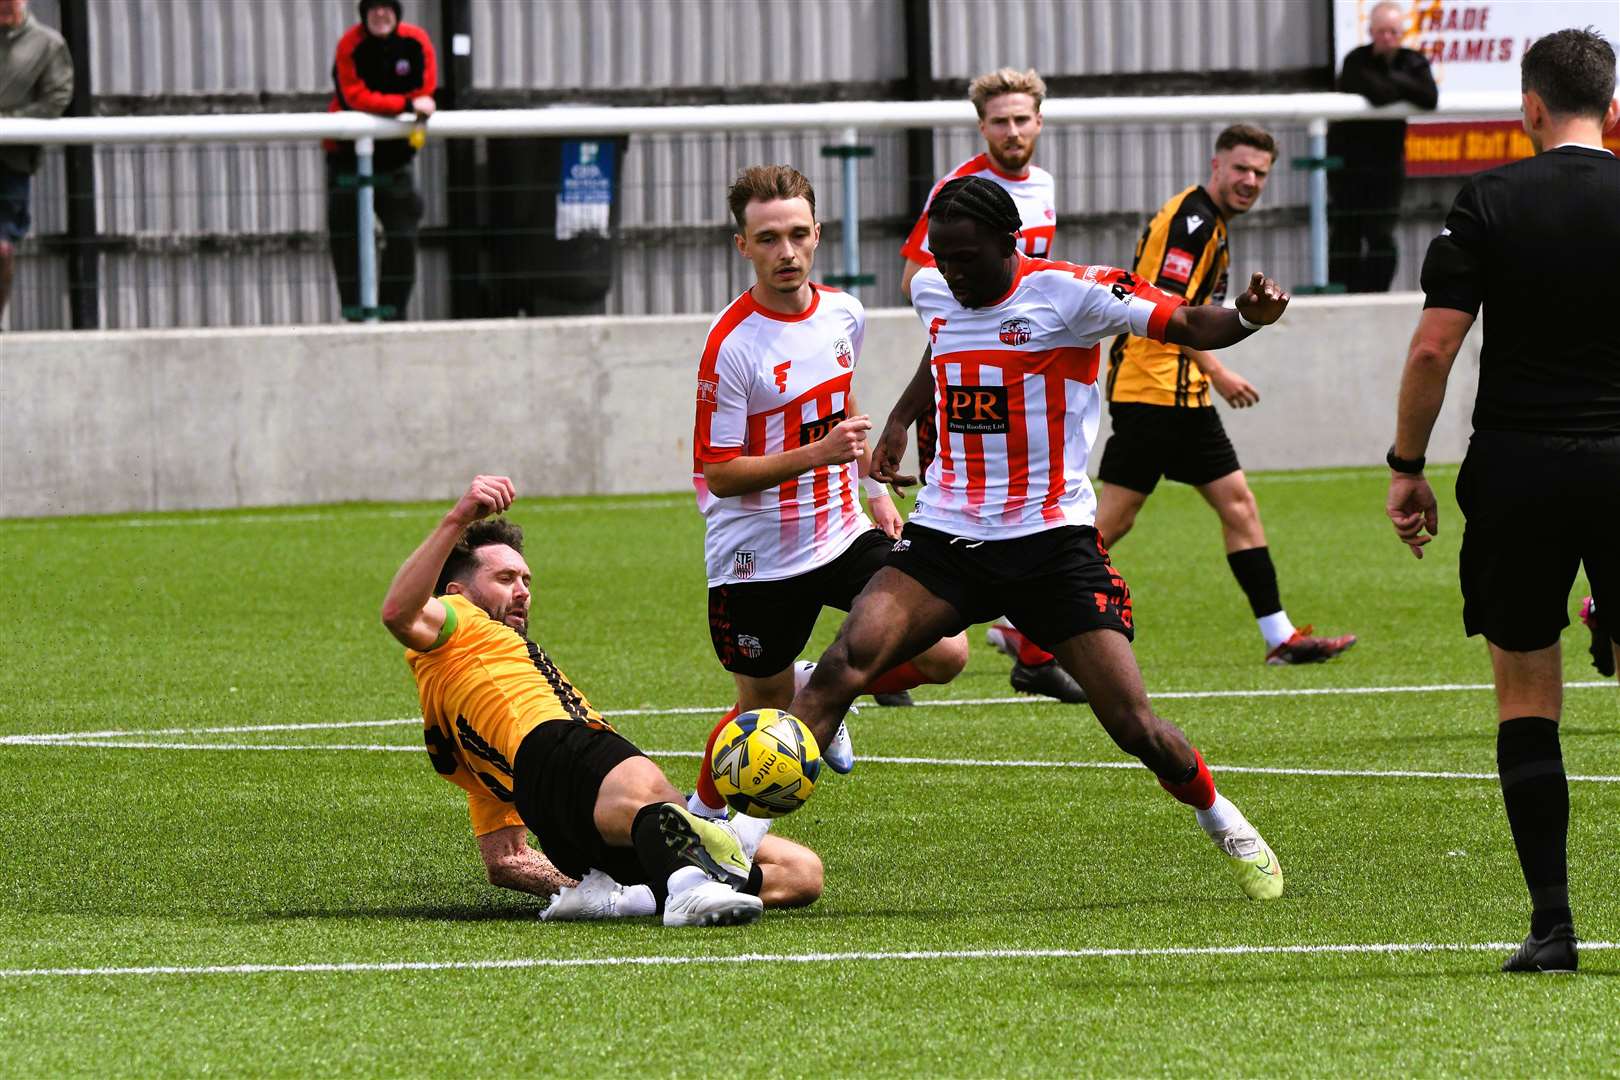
[0,0,72,329]
[324,0,437,322]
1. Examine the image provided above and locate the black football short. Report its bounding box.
[1456,430,1619,651]
[707,528,893,677]
[885,521,1134,650]
[1097,402,1242,494]
[512,719,649,884]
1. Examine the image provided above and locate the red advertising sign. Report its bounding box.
[1407,119,1620,177]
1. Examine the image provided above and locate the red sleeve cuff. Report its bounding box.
[695,445,743,464]
[1146,295,1184,342]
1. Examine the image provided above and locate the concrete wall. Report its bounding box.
[1,294,1479,518]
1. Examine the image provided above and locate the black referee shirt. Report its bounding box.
[1420,145,1620,436]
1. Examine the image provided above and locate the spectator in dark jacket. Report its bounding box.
[326,0,437,320]
[0,0,73,328]
[1327,0,1437,293]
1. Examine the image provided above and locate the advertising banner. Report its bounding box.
[1332,1,1620,175]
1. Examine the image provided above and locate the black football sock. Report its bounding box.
[1496,717,1573,936]
[1226,546,1283,618]
[630,802,694,892]
[742,863,764,897]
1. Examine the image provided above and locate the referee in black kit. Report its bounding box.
[1384,27,1619,974]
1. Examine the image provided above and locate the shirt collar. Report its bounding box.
[1550,141,1614,155]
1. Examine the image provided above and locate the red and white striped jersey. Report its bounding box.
[901,154,1058,266]
[693,285,870,586]
[909,257,1184,539]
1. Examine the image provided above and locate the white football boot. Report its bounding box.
[662,866,763,927]
[542,869,647,921]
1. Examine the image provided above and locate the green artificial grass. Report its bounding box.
[1,471,1614,1077]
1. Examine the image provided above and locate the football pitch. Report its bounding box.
[2,466,1616,1077]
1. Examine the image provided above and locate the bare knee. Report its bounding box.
[760,843,823,909]
[914,632,969,682]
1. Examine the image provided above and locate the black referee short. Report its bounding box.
[1456,430,1619,651]
[512,719,649,885]
[886,521,1134,650]
[1097,402,1242,494]
[707,528,893,678]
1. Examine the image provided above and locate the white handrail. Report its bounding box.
[0,91,1523,146]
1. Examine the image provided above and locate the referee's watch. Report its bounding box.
[1386,446,1426,475]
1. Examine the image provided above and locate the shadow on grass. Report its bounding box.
[258,903,543,923]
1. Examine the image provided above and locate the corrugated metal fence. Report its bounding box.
[5,0,1450,331]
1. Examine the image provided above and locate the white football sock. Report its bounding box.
[1258,611,1296,649]
[687,789,727,819]
[727,812,772,861]
[666,864,709,898]
[793,659,817,693]
[618,883,657,917]
[1194,794,1247,838]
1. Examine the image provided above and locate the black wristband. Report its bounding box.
[1386,446,1426,474]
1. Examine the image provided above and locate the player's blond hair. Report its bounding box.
[968,67,1047,118]
[727,165,817,233]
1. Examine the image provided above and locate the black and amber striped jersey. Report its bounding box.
[1107,185,1229,408]
[405,593,608,836]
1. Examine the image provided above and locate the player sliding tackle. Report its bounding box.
[789,177,1290,899]
[381,474,823,926]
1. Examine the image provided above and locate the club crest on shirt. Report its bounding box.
[833,336,853,369]
[732,550,756,580]
[395,59,412,77]
[737,633,763,658]
[998,317,1032,346]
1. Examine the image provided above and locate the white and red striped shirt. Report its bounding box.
[909,257,1184,539]
[901,154,1058,266]
[693,285,870,586]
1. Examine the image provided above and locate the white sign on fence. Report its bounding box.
[1332,0,1620,95]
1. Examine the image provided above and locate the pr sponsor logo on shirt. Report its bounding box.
[799,410,846,446]
[732,550,756,580]
[944,385,1010,435]
[999,317,1033,346]
[833,337,853,369]
[696,378,718,405]
[1162,248,1195,285]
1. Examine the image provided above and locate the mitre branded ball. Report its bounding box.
[709,709,821,818]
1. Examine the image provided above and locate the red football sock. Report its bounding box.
[694,703,741,811]
[1001,624,1055,666]
[1158,748,1216,811]
[864,660,927,696]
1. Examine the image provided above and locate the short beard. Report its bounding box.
[988,144,1034,174]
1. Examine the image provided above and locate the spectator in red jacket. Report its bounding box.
[326,0,437,320]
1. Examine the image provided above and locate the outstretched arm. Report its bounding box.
[870,345,936,489]
[1385,308,1474,558]
[478,825,575,897]
[1163,272,1289,351]
[380,475,515,649]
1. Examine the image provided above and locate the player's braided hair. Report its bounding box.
[435,518,525,595]
[928,176,1022,239]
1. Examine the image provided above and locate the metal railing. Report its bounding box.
[0,91,1520,321]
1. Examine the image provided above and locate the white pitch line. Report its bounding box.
[10,738,1620,784]
[5,678,1611,747]
[0,940,1612,980]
